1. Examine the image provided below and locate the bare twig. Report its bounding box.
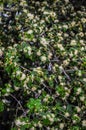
[50,59,60,62]
[57,112,70,120]
[10,94,26,115]
[42,83,51,94]
[4,8,15,12]
[61,67,71,81]
[65,69,77,72]
[19,65,31,73]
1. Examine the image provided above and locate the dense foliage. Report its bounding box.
[0,0,86,130]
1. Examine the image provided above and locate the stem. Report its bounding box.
[62,67,71,81]
[10,94,25,114]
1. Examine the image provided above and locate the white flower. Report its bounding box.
[43,115,46,119]
[81,18,86,23]
[14,62,17,67]
[27,30,33,34]
[49,117,54,123]
[31,74,34,81]
[64,0,69,3]
[78,70,82,76]
[59,66,63,70]
[26,77,30,83]
[43,98,48,102]
[82,120,86,127]
[43,11,49,15]
[47,114,51,119]
[65,112,70,117]
[48,52,52,59]
[50,11,56,17]
[57,33,62,37]
[83,78,86,82]
[31,87,36,91]
[63,60,69,66]
[14,86,20,91]
[20,73,26,80]
[70,40,76,46]
[81,47,85,51]
[23,9,27,13]
[76,88,82,95]
[64,33,69,37]
[6,88,10,92]
[74,50,78,55]
[24,46,32,55]
[40,79,44,83]
[76,106,81,112]
[23,84,28,89]
[0,49,3,57]
[38,90,42,94]
[41,55,47,62]
[15,119,23,126]
[38,121,42,127]
[69,52,73,57]
[57,44,64,51]
[71,21,76,27]
[79,32,84,37]
[59,123,64,129]
[16,71,21,76]
[37,50,41,56]
[40,37,49,46]
[63,25,68,29]
[27,13,34,19]
[20,0,27,6]
[51,114,55,118]
[27,46,32,51]
[80,40,84,44]
[33,23,37,27]
[58,75,62,80]
[40,20,45,24]
[60,82,65,86]
[30,127,35,130]
[80,96,85,101]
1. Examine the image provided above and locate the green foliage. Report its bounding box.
[0,101,4,112]
[27,98,41,111]
[0,0,86,129]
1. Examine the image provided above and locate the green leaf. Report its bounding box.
[43,118,50,126]
[27,98,41,111]
[0,101,4,112]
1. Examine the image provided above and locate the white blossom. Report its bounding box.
[20,73,26,80]
[82,120,86,127]
[41,55,47,62]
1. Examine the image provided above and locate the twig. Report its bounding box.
[62,67,71,81]
[55,78,58,84]
[42,83,51,94]
[10,94,26,115]
[19,65,30,73]
[4,8,16,12]
[65,69,77,72]
[57,112,69,120]
[50,59,60,62]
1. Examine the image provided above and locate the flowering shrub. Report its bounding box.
[0,0,86,130]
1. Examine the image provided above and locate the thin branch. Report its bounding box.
[50,59,60,62]
[62,67,71,81]
[10,94,26,115]
[42,83,52,94]
[65,69,77,72]
[57,112,70,120]
[4,8,17,12]
[19,65,31,73]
